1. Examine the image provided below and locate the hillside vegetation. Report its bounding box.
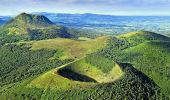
[4,13,53,28]
[1,13,73,41]
[24,36,109,59]
[0,12,170,99]
[100,31,170,98]
[119,41,170,97]
[0,60,166,100]
[0,44,71,87]
[117,31,170,47]
[0,41,167,99]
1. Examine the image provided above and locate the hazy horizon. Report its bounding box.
[0,0,170,16]
[2,12,170,17]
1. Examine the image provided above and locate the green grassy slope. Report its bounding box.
[52,63,166,100]
[2,13,73,40]
[119,41,170,97]
[118,31,170,41]
[0,30,169,99]
[100,31,170,98]
[0,62,166,100]
[4,13,53,28]
[27,55,123,90]
[25,36,109,59]
[0,36,109,92]
[4,13,53,35]
[117,31,170,47]
[58,59,123,83]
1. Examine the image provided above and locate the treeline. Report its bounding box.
[28,26,73,40]
[0,44,72,86]
[1,63,167,100]
[0,26,73,44]
[67,28,98,39]
[99,36,170,97]
[85,54,115,73]
[53,63,167,100]
[0,27,26,46]
[0,26,97,47]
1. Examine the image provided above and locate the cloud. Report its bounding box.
[1,0,170,6]
[1,0,170,4]
[33,0,170,4]
[0,0,170,15]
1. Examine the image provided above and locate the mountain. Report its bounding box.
[100,31,170,98]
[119,41,170,97]
[0,20,5,25]
[118,31,170,40]
[1,13,73,40]
[3,13,54,35]
[32,12,170,35]
[0,16,11,26]
[116,31,170,47]
[4,13,53,28]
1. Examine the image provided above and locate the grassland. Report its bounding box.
[61,59,123,83]
[100,31,170,98]
[27,56,123,91]
[24,36,109,59]
[0,61,165,100]
[78,37,91,41]
[0,36,110,92]
[27,59,95,91]
[120,41,170,97]
[116,31,170,47]
[0,29,169,99]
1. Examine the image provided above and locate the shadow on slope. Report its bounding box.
[47,62,168,100]
[119,63,158,86]
[0,62,168,100]
[57,67,97,82]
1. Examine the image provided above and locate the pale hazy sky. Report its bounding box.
[1,0,170,16]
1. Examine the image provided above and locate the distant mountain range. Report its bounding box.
[0,16,11,25]
[0,20,5,25]
[1,12,170,35]
[32,12,119,25]
[33,12,170,35]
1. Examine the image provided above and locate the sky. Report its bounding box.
[0,0,170,16]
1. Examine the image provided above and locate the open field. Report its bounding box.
[22,36,109,59]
